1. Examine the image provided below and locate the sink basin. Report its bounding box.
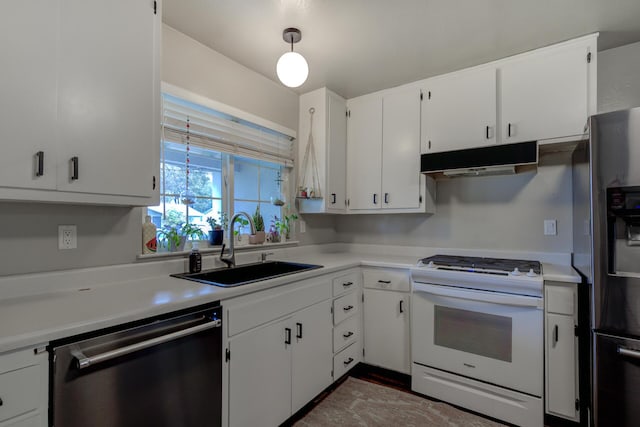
[171,261,323,287]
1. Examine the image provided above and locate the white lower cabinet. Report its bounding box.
[224,277,333,427]
[544,281,580,422]
[362,268,411,374]
[0,347,48,427]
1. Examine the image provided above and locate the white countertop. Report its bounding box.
[0,244,581,354]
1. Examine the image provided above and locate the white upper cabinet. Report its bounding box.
[0,0,58,191]
[346,89,434,213]
[382,86,422,209]
[0,0,160,205]
[346,94,383,211]
[500,39,594,144]
[422,67,497,153]
[297,88,347,213]
[57,0,158,198]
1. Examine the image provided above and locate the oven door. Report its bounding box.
[412,282,543,396]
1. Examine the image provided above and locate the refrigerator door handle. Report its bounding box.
[618,346,640,360]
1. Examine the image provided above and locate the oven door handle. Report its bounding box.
[413,283,543,308]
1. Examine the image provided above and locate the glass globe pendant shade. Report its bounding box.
[276,51,309,88]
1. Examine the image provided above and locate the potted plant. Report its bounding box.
[249,206,266,244]
[273,213,298,241]
[206,216,224,246]
[158,222,205,252]
[233,217,249,243]
[268,221,281,243]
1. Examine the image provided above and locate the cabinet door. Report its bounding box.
[326,92,347,212]
[546,313,578,421]
[57,0,158,197]
[228,318,292,427]
[291,300,333,414]
[0,0,58,191]
[422,67,497,153]
[363,289,410,374]
[347,95,382,210]
[501,44,589,143]
[382,87,421,209]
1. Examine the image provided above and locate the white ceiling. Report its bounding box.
[163,0,640,99]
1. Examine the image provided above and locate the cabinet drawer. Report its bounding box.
[332,271,360,297]
[546,284,576,316]
[363,268,410,291]
[333,315,360,353]
[227,278,331,336]
[0,365,40,423]
[333,291,359,325]
[333,342,361,380]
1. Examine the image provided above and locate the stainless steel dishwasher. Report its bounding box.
[50,303,222,427]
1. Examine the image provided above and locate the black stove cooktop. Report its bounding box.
[419,255,542,275]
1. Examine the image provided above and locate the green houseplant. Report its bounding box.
[273,213,298,241]
[158,222,204,252]
[249,205,266,244]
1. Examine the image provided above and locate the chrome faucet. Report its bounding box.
[220,212,257,268]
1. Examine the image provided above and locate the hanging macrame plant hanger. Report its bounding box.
[298,107,322,199]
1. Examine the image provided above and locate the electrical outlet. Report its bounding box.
[58,225,77,249]
[544,219,557,236]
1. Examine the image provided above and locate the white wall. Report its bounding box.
[333,152,574,253]
[162,25,299,131]
[598,41,640,113]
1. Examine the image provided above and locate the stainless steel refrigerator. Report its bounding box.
[573,107,640,426]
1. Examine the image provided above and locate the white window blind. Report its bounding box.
[162,93,294,167]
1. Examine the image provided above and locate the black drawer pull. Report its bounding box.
[486,125,490,139]
[0,396,3,406]
[343,305,354,312]
[331,193,336,204]
[399,300,404,313]
[342,282,353,288]
[378,280,391,284]
[285,328,292,345]
[343,331,354,338]
[384,193,389,204]
[343,357,354,366]
[508,123,512,137]
[373,193,378,205]
[553,325,559,344]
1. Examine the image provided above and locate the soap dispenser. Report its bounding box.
[189,241,202,273]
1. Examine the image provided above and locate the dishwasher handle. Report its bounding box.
[72,318,222,370]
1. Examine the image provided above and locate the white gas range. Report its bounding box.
[410,255,544,427]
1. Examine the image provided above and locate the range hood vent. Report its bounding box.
[421,141,538,178]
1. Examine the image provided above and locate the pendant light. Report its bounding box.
[276,28,308,88]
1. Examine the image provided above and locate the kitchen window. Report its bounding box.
[148,93,293,239]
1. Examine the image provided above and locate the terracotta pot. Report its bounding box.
[249,231,266,244]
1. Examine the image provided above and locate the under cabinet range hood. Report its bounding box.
[421,141,538,177]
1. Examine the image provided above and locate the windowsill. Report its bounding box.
[136,240,299,261]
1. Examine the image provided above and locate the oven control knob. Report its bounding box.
[510,268,522,276]
[427,261,435,268]
[526,269,537,277]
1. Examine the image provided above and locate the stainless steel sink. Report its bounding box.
[171,261,323,287]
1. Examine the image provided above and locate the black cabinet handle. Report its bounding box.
[486,126,490,139]
[343,282,353,288]
[343,331,354,338]
[343,357,354,366]
[507,123,512,137]
[71,156,79,180]
[331,193,336,204]
[35,151,44,177]
[399,300,404,313]
[343,305,354,312]
[285,328,292,344]
[378,280,391,284]
[296,322,302,339]
[553,325,559,344]
[0,396,3,406]
[373,193,378,205]
[384,193,389,204]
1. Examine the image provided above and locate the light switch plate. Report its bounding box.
[59,225,77,249]
[544,219,557,236]
[299,220,306,233]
